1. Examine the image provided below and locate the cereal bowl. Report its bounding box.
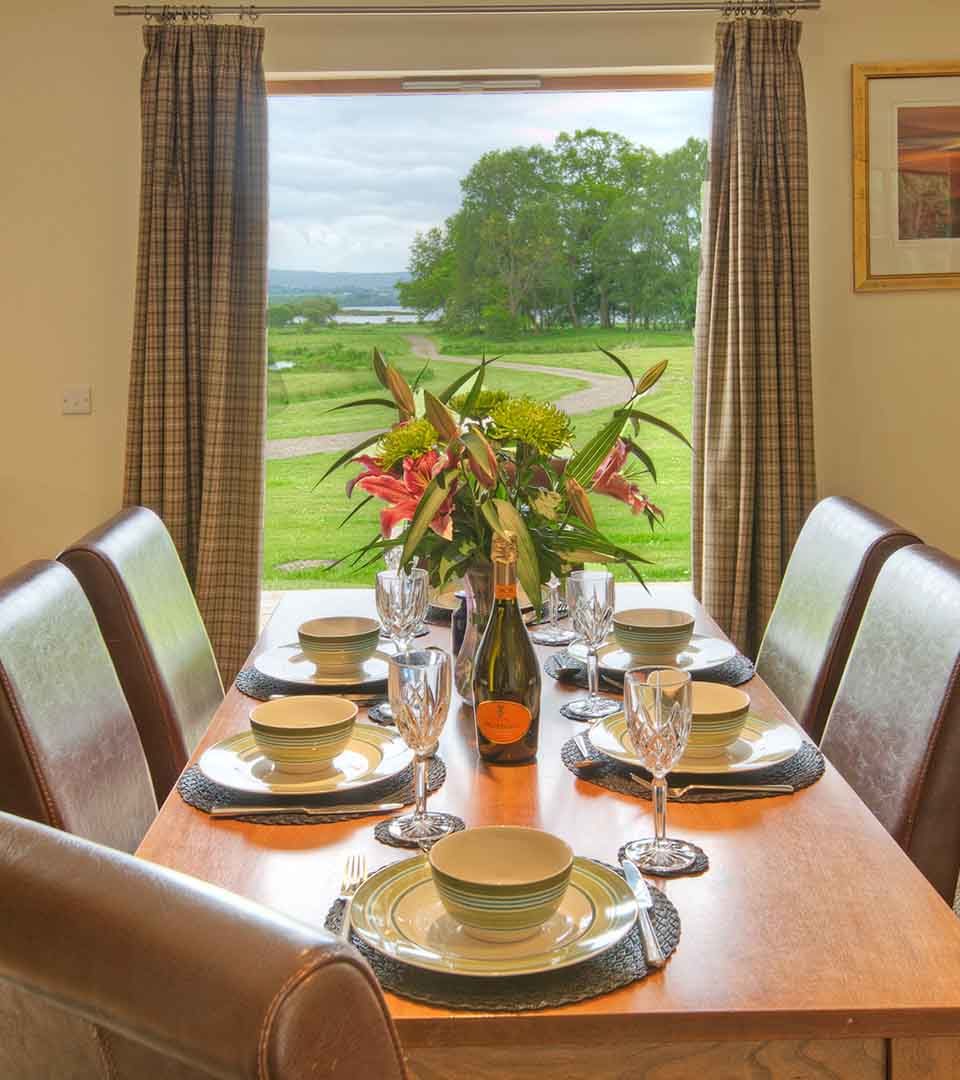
[429,826,573,943]
[613,608,696,660]
[297,616,381,675]
[250,695,357,774]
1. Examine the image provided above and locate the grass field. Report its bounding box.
[264,323,694,591]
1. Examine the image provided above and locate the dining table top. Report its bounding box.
[137,582,960,1051]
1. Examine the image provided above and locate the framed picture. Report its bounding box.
[853,61,960,292]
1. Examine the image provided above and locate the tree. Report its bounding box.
[267,303,296,329]
[297,295,339,326]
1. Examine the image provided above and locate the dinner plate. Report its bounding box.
[349,855,637,978]
[254,644,389,688]
[568,633,737,677]
[197,724,413,795]
[590,711,804,775]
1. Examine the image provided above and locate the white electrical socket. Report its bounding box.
[62,385,92,415]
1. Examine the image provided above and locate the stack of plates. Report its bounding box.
[687,683,750,759]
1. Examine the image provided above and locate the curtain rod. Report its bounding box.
[114,2,820,18]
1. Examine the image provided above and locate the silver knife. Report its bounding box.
[620,858,666,969]
[209,801,404,818]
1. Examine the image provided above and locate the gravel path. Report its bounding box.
[265,334,629,461]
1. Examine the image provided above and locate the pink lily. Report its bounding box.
[352,450,458,539]
[592,439,663,518]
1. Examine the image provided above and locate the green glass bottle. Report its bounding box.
[472,531,541,764]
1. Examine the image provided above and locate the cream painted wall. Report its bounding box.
[1,0,958,577]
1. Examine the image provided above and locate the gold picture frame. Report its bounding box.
[853,61,960,292]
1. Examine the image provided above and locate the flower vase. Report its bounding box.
[454,563,494,703]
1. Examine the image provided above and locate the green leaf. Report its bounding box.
[313,431,383,488]
[400,473,451,565]
[460,356,489,417]
[565,413,625,486]
[323,397,398,415]
[492,498,543,615]
[461,429,497,485]
[634,358,669,396]
[411,359,431,391]
[480,500,503,536]
[438,363,483,404]
[339,493,374,527]
[597,344,635,388]
[623,438,658,483]
[624,410,693,449]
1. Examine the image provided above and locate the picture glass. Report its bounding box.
[897,105,960,241]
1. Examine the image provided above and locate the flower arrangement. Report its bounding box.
[321,347,689,614]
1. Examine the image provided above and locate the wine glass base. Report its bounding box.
[529,627,578,646]
[622,838,699,874]
[375,701,394,721]
[386,812,459,845]
[562,695,621,720]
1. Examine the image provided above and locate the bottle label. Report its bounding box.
[494,583,518,600]
[477,700,532,744]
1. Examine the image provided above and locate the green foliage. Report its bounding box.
[401,130,707,336]
[449,388,510,416]
[267,294,340,328]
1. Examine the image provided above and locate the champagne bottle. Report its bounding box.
[472,531,541,764]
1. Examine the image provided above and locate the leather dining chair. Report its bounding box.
[0,812,410,1079]
[0,561,156,853]
[755,496,918,744]
[60,506,224,804]
[820,544,960,905]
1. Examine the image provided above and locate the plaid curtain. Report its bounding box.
[124,25,268,682]
[691,18,816,658]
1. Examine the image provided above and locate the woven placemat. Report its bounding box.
[545,650,755,691]
[373,813,466,849]
[235,667,386,704]
[617,842,709,878]
[561,735,824,803]
[324,861,680,1011]
[177,757,446,825]
[366,702,395,726]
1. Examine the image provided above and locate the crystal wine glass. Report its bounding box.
[564,570,619,720]
[621,666,699,873]
[375,568,429,720]
[386,647,456,844]
[530,573,577,647]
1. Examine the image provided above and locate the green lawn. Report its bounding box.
[263,324,694,591]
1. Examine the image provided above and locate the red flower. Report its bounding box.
[352,450,458,539]
[592,440,662,518]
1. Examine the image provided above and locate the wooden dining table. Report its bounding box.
[138,583,960,1079]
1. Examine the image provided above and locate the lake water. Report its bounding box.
[334,306,421,325]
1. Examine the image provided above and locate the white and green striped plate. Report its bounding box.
[590,711,804,776]
[254,644,390,688]
[569,634,738,676]
[349,855,638,978]
[197,723,413,795]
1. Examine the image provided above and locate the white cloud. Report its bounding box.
[268,89,712,272]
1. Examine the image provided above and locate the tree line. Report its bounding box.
[397,129,707,334]
[268,295,339,328]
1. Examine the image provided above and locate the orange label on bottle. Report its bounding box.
[477,700,532,744]
[494,583,518,600]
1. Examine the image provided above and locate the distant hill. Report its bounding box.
[268,269,410,308]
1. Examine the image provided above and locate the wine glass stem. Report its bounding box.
[549,584,559,630]
[653,776,668,850]
[413,754,428,822]
[394,634,412,657]
[587,646,600,701]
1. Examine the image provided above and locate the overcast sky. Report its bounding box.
[268,89,713,274]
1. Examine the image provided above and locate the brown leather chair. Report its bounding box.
[755,496,918,744]
[60,506,224,804]
[821,545,960,905]
[0,812,409,1079]
[0,561,156,853]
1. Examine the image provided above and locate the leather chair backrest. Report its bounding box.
[60,507,224,803]
[0,562,156,853]
[821,545,960,904]
[755,496,918,743]
[0,812,409,1079]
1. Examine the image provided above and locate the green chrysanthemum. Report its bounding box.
[488,398,574,456]
[378,419,440,470]
[449,388,510,417]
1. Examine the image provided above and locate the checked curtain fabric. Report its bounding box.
[692,18,816,658]
[124,24,268,682]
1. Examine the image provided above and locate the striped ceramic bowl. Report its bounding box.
[249,696,357,774]
[613,608,696,659]
[686,683,750,755]
[297,616,380,675]
[429,826,573,943]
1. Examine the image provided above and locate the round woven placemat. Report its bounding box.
[177,756,446,825]
[617,842,709,878]
[373,813,466,849]
[234,667,386,704]
[561,735,824,804]
[324,861,680,1011]
[545,650,755,691]
[366,702,395,726]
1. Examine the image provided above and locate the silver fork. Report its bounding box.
[338,853,367,941]
[629,772,794,798]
